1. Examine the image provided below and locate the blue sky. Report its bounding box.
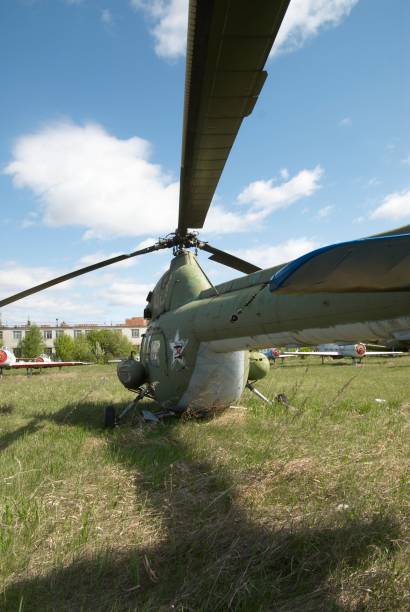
[0,0,409,324]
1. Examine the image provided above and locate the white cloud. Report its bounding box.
[370,189,410,221]
[339,116,352,127]
[0,263,55,295]
[401,156,410,166]
[5,120,324,239]
[204,167,323,233]
[1,292,107,325]
[101,9,113,26]
[99,281,153,307]
[21,211,39,229]
[203,205,254,234]
[0,263,88,323]
[237,166,323,216]
[131,0,188,59]
[316,204,333,219]
[77,251,136,269]
[234,238,319,269]
[0,260,153,324]
[273,0,360,56]
[132,0,359,60]
[5,121,179,239]
[367,177,381,187]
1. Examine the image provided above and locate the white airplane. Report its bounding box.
[0,347,89,374]
[262,347,299,363]
[284,343,404,363]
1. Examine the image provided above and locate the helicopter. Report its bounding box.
[1,0,410,424]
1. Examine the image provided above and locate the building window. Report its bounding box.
[43,330,52,340]
[13,330,22,340]
[74,330,82,338]
[56,330,64,338]
[0,331,3,341]
[131,329,140,338]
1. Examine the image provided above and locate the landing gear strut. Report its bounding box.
[246,382,272,404]
[246,383,291,408]
[104,386,153,428]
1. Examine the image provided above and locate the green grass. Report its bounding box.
[0,359,409,611]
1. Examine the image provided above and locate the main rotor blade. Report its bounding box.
[198,242,261,275]
[269,234,410,294]
[0,242,165,308]
[178,0,291,233]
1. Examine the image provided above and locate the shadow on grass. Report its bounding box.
[2,401,402,611]
[0,419,43,452]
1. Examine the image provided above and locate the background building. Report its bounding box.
[0,317,148,355]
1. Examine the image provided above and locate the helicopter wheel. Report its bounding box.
[104,405,117,428]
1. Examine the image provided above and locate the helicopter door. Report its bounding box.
[148,332,168,375]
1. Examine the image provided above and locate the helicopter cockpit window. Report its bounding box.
[150,339,161,366]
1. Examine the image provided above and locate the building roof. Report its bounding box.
[0,318,149,330]
[124,317,149,327]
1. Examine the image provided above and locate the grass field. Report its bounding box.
[0,358,409,611]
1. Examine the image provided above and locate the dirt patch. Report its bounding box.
[82,437,107,453]
[203,406,247,426]
[281,457,316,477]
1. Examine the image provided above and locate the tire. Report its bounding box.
[104,405,117,428]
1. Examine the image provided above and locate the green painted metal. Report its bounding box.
[139,251,410,410]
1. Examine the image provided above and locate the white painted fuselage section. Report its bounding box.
[177,343,247,410]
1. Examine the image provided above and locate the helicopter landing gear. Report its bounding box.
[246,383,292,408]
[142,408,177,423]
[104,387,150,428]
[104,405,117,428]
[246,382,272,405]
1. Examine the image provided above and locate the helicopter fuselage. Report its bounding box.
[130,251,410,411]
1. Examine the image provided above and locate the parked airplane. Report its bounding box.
[0,347,89,374]
[262,348,298,363]
[284,343,404,363]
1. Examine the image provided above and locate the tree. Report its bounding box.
[86,330,134,362]
[54,334,75,361]
[72,334,94,362]
[19,324,45,358]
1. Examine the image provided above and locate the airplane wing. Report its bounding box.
[7,361,89,368]
[363,351,404,356]
[283,351,340,357]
